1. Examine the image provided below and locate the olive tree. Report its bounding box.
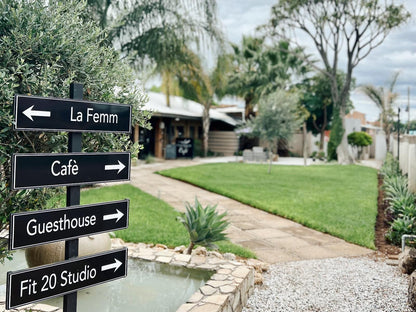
[0,0,150,262]
[267,0,410,164]
[244,90,302,173]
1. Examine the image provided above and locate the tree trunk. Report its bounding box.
[303,122,308,166]
[202,103,210,157]
[268,142,273,174]
[244,96,254,119]
[186,241,195,255]
[319,129,325,151]
[336,109,354,165]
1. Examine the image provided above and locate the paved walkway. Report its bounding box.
[129,157,373,264]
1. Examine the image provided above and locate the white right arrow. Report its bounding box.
[103,209,124,223]
[101,258,122,272]
[23,105,51,121]
[104,160,126,174]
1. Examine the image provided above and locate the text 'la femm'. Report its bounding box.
[70,107,119,124]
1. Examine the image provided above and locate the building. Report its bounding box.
[134,92,240,159]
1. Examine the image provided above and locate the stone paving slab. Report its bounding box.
[128,159,374,264]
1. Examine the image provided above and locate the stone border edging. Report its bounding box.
[1,240,261,312]
[121,240,256,312]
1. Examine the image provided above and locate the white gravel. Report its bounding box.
[243,257,413,312]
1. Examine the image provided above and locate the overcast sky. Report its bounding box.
[216,0,416,122]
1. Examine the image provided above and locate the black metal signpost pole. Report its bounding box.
[64,82,83,312]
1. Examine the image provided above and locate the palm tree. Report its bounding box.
[227,36,308,119]
[359,72,399,151]
[87,0,223,108]
[172,49,230,156]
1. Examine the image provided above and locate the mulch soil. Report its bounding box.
[375,174,401,256]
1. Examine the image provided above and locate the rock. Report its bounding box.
[409,270,416,310]
[399,247,416,274]
[224,253,236,261]
[111,237,125,248]
[193,246,207,256]
[246,258,270,273]
[208,251,224,259]
[174,245,186,253]
[155,243,167,249]
[26,233,111,267]
[254,272,264,285]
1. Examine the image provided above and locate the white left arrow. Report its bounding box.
[101,258,122,272]
[103,209,124,222]
[23,105,51,121]
[104,160,126,174]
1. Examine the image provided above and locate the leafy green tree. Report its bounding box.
[300,72,354,155]
[244,90,302,173]
[347,131,373,161]
[227,36,308,119]
[267,0,410,164]
[0,0,150,262]
[359,72,399,151]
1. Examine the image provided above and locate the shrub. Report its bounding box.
[386,216,416,245]
[381,153,416,246]
[380,152,400,177]
[347,131,373,160]
[177,198,229,254]
[0,0,150,262]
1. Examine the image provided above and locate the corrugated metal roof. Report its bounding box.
[144,92,237,126]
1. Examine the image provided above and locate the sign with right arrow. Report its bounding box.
[9,200,129,250]
[6,248,128,309]
[12,152,130,189]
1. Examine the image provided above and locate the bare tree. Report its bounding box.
[267,0,410,164]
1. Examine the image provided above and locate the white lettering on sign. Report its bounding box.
[20,279,38,297]
[70,107,119,124]
[70,107,82,122]
[26,214,97,236]
[87,108,118,124]
[60,265,97,287]
[51,159,79,176]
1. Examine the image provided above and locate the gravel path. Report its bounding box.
[243,257,413,312]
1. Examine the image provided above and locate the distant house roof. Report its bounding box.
[144,92,237,126]
[211,106,245,123]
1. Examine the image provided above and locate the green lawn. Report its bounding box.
[72,184,255,258]
[158,163,378,249]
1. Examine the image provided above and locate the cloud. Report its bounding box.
[217,0,416,122]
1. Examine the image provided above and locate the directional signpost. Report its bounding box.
[9,200,129,250]
[12,152,130,189]
[6,248,128,309]
[7,83,133,312]
[14,94,131,133]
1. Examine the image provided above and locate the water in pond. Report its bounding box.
[0,250,212,312]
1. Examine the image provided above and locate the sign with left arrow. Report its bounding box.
[12,152,130,189]
[9,200,129,250]
[6,248,128,309]
[14,94,131,133]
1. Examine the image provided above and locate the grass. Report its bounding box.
[58,184,255,258]
[158,163,379,249]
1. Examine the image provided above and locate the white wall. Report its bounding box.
[391,135,416,192]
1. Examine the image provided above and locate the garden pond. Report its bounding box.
[0,250,212,312]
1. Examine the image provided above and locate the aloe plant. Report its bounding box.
[177,198,229,254]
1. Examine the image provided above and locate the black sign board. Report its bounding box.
[12,152,130,190]
[9,200,129,250]
[6,248,128,309]
[176,138,193,158]
[14,94,131,133]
